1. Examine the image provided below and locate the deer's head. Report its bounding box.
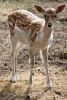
[34,4,66,27]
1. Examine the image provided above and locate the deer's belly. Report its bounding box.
[13,25,28,43]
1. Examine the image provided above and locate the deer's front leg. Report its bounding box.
[28,49,34,88]
[41,49,52,88]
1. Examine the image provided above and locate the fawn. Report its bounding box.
[8,4,66,88]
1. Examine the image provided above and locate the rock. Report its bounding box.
[6,45,10,48]
[38,68,40,72]
[54,90,61,95]
[25,95,30,100]
[4,63,7,66]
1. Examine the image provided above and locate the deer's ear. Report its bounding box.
[34,5,45,13]
[56,4,66,13]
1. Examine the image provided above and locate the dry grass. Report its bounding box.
[0,0,67,100]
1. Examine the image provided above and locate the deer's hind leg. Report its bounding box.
[10,35,22,83]
[28,49,34,88]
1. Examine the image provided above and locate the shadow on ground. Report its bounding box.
[0,81,53,100]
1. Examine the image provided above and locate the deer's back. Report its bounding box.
[8,10,44,43]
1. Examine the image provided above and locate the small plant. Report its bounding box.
[59,52,67,60]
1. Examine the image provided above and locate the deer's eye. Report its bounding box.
[54,15,57,18]
[44,15,46,18]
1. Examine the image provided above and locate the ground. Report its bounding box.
[0,0,67,100]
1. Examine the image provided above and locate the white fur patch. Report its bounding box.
[11,74,19,82]
[14,25,28,43]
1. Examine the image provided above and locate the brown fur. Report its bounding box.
[46,8,55,14]
[8,11,43,41]
[46,9,55,14]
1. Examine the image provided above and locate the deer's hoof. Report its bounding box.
[47,80,53,88]
[10,74,19,83]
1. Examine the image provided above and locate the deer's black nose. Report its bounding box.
[48,23,52,27]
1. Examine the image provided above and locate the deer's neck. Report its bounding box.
[42,24,53,41]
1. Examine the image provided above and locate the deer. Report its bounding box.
[8,4,66,88]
